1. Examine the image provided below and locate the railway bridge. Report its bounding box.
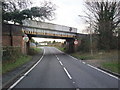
[2,20,81,54]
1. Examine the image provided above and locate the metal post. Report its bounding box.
[90,30,93,56]
[90,20,93,56]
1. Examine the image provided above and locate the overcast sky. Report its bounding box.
[32,0,88,42]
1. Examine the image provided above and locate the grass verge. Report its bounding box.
[55,46,65,52]
[2,55,32,74]
[101,61,120,74]
[71,50,119,74]
[71,52,95,60]
[29,47,42,55]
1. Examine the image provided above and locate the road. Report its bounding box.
[10,47,119,88]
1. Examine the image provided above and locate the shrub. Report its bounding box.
[2,46,22,62]
[28,48,41,55]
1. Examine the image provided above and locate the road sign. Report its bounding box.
[23,34,29,42]
[74,40,78,45]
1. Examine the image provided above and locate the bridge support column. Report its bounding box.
[26,35,32,54]
[65,39,75,53]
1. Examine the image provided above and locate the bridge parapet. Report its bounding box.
[22,20,77,33]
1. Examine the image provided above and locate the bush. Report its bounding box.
[28,48,41,55]
[2,46,22,62]
[78,35,90,52]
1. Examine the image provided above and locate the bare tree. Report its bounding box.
[82,0,120,50]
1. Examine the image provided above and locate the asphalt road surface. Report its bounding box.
[11,47,119,88]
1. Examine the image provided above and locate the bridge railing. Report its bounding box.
[22,27,76,38]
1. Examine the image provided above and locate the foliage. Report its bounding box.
[102,61,120,74]
[30,38,36,43]
[3,0,56,24]
[78,35,90,52]
[2,46,22,61]
[3,0,32,12]
[2,55,31,74]
[52,40,56,44]
[28,47,41,55]
[83,1,120,51]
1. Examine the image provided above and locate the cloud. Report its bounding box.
[31,0,88,33]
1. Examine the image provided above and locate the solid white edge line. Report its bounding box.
[8,76,25,90]
[8,48,45,89]
[68,55,78,60]
[59,61,63,66]
[63,67,72,79]
[87,64,119,80]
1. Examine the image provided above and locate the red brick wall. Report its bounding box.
[2,36,11,46]
[2,35,27,54]
[12,36,23,47]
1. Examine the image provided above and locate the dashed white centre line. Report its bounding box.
[59,61,63,66]
[63,67,72,79]
[55,55,59,60]
[82,62,86,64]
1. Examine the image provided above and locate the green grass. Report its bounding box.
[2,47,41,74]
[29,47,42,55]
[56,47,119,74]
[33,47,42,53]
[55,46,65,52]
[71,50,118,61]
[101,61,120,74]
[71,52,95,60]
[2,55,32,74]
[71,50,119,74]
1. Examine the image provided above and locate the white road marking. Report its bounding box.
[8,48,45,90]
[57,57,59,60]
[63,67,72,79]
[55,55,59,60]
[55,47,119,81]
[8,76,25,90]
[73,82,75,84]
[68,55,78,61]
[55,48,64,53]
[87,64,119,80]
[82,62,86,64]
[59,61,63,66]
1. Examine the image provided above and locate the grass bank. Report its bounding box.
[56,46,119,74]
[2,55,31,74]
[2,47,42,74]
[71,50,119,74]
[101,61,119,74]
[55,46,65,52]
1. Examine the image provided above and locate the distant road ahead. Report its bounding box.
[12,47,119,88]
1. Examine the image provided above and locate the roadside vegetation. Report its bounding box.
[71,50,119,74]
[68,1,119,75]
[57,45,119,74]
[2,55,31,74]
[2,46,42,74]
[102,61,119,74]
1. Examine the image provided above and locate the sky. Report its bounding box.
[31,0,88,42]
